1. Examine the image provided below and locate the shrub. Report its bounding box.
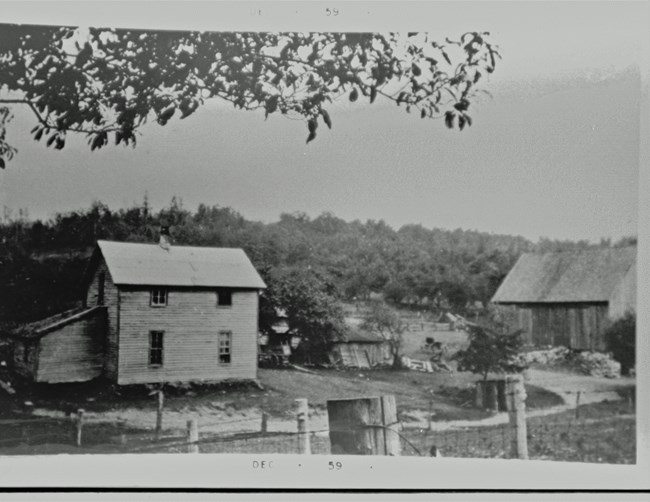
[605,312,635,375]
[455,324,527,381]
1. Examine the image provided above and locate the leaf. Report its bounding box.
[34,128,44,141]
[46,134,57,148]
[444,111,455,129]
[321,109,332,129]
[369,87,377,104]
[411,63,421,77]
[349,88,359,102]
[420,108,426,119]
[306,117,318,143]
[441,50,451,65]
[0,158,4,169]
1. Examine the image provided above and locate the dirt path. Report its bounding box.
[30,369,635,436]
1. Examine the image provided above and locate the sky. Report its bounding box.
[0,1,648,243]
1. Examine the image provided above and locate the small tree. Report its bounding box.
[361,301,407,369]
[455,324,526,382]
[605,312,635,376]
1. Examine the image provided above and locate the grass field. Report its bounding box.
[402,398,636,463]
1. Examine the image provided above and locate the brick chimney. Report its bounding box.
[159,225,171,251]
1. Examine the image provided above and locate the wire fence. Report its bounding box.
[0,386,636,463]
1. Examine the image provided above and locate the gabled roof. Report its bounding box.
[491,246,636,304]
[95,240,266,289]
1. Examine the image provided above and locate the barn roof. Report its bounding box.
[491,246,636,304]
[96,240,266,289]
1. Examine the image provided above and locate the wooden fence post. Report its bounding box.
[507,376,528,459]
[295,398,311,455]
[155,389,164,442]
[326,395,400,456]
[261,412,268,434]
[75,409,85,448]
[187,419,199,454]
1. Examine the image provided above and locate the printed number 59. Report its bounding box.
[329,461,343,470]
[326,8,339,16]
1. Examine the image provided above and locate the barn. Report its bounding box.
[491,246,636,351]
[9,236,266,385]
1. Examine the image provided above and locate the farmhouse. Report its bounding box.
[491,246,636,351]
[10,237,266,385]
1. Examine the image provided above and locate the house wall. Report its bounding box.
[85,260,119,379]
[117,287,259,385]
[495,303,609,351]
[35,309,107,383]
[608,262,636,320]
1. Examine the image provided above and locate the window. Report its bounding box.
[151,288,167,307]
[22,343,31,365]
[217,289,232,307]
[149,331,164,366]
[219,331,232,364]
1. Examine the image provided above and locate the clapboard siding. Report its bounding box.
[86,261,119,379]
[35,309,107,383]
[117,288,259,384]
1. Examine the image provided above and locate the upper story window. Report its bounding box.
[217,289,232,307]
[151,288,167,307]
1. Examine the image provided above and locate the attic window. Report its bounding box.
[217,289,232,307]
[151,288,167,307]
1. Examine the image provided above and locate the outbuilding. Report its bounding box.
[491,246,636,351]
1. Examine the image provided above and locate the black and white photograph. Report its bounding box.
[0,0,648,492]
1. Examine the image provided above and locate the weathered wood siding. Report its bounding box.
[117,288,259,384]
[86,260,119,379]
[332,343,391,368]
[35,309,107,383]
[12,339,39,380]
[497,303,609,351]
[609,262,636,319]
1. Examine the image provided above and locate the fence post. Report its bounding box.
[187,419,199,454]
[295,398,311,455]
[507,376,528,460]
[261,412,268,434]
[326,395,400,456]
[155,389,164,442]
[75,409,85,448]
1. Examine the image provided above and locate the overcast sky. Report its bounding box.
[0,1,647,242]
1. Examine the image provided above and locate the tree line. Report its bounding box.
[0,198,636,327]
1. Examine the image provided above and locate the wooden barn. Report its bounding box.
[329,330,393,368]
[9,236,266,385]
[491,247,636,351]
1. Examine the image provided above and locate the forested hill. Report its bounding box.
[0,199,636,323]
